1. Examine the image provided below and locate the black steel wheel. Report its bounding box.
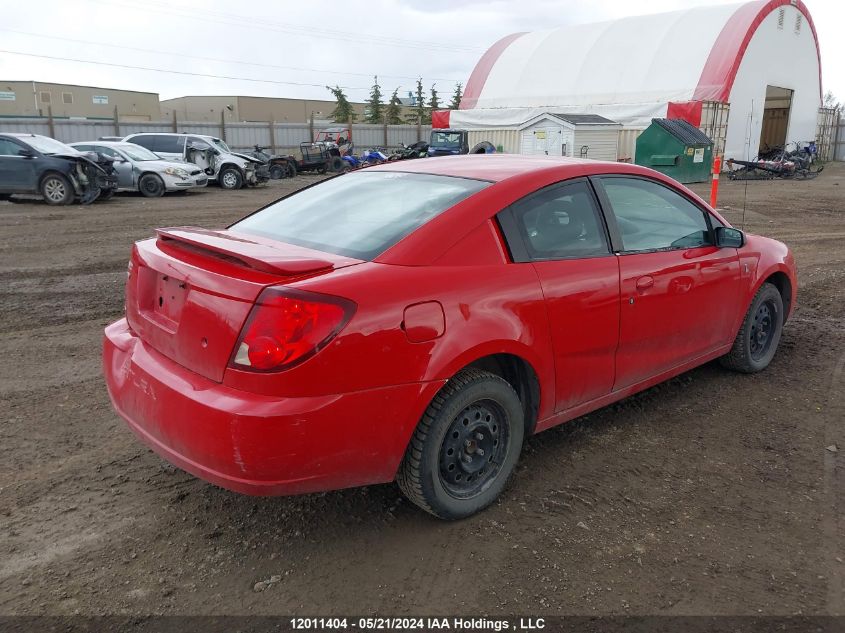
[269,164,284,180]
[750,299,776,361]
[139,173,165,198]
[397,369,525,520]
[720,282,784,373]
[438,400,509,499]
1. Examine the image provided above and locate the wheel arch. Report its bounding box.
[218,162,245,176]
[754,264,795,323]
[463,353,541,436]
[38,169,79,197]
[429,342,550,436]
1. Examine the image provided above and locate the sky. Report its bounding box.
[0,0,842,105]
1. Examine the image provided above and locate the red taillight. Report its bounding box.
[230,287,355,372]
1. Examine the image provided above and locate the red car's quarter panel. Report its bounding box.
[223,260,556,422]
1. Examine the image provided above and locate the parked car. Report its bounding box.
[0,133,118,205]
[122,133,268,190]
[71,141,208,197]
[103,155,796,520]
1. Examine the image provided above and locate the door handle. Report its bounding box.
[635,275,654,291]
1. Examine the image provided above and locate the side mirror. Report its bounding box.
[715,226,744,248]
[18,148,34,158]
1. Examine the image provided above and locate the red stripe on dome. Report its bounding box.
[693,0,822,103]
[460,32,527,110]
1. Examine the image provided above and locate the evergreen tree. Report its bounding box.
[385,88,403,125]
[364,76,384,124]
[449,82,463,109]
[404,78,428,125]
[428,84,440,115]
[326,85,355,123]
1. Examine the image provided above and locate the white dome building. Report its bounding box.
[437,0,823,161]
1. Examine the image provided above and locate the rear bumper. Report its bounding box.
[103,319,442,496]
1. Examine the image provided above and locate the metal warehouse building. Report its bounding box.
[436,0,828,162]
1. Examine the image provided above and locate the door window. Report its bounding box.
[0,139,22,156]
[505,180,609,260]
[600,177,712,251]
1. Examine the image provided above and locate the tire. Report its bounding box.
[218,166,243,190]
[720,282,784,373]
[285,160,297,178]
[329,156,344,173]
[397,369,525,520]
[470,141,496,154]
[98,188,115,201]
[138,173,165,198]
[269,164,284,180]
[40,173,74,205]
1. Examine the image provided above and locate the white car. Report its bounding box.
[121,133,268,190]
[71,141,208,197]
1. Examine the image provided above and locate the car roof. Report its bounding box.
[125,132,214,138]
[370,154,642,183]
[1,132,47,139]
[71,141,129,146]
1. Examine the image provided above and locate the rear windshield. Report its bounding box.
[231,171,490,260]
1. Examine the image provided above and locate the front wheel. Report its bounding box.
[218,166,243,190]
[397,369,524,520]
[40,173,74,205]
[720,282,784,373]
[139,173,165,198]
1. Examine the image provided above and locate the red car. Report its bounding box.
[103,155,796,519]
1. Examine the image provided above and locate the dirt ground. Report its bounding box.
[0,164,843,618]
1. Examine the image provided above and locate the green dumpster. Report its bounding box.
[635,118,714,183]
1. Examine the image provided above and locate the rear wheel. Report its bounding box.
[285,160,297,178]
[329,156,344,173]
[40,173,74,205]
[139,173,165,198]
[397,369,524,520]
[720,282,784,373]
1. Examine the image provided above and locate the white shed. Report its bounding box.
[518,113,621,161]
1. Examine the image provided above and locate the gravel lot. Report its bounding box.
[0,164,843,617]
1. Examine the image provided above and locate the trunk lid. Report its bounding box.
[125,227,362,382]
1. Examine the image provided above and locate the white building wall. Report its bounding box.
[724,3,821,160]
[572,129,620,161]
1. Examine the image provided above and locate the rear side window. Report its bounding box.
[599,177,712,251]
[153,135,185,154]
[506,180,610,260]
[128,135,156,150]
[232,171,489,260]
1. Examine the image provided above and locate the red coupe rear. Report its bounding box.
[103,155,796,519]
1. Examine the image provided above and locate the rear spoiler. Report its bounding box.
[155,227,334,276]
